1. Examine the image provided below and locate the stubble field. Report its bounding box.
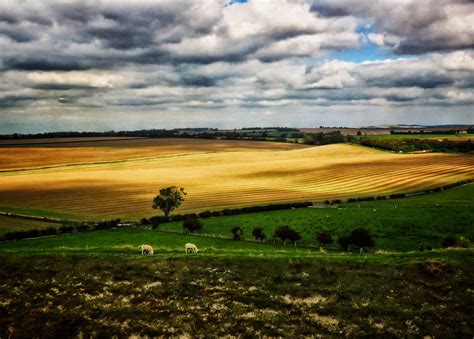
[0,139,473,220]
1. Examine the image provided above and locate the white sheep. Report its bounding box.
[140,244,154,256]
[185,243,198,254]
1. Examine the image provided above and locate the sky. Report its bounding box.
[0,0,473,133]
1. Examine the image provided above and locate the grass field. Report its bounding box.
[0,229,472,337]
[1,143,473,220]
[159,183,474,251]
[0,137,305,170]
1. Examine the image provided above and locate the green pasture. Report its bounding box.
[159,183,474,252]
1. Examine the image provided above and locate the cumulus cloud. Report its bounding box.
[310,0,474,54]
[0,0,472,132]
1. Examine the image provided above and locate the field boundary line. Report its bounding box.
[0,137,146,146]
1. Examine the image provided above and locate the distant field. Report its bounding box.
[0,143,472,220]
[362,134,474,140]
[0,215,60,234]
[0,137,306,170]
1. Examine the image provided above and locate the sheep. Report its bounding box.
[185,243,198,254]
[140,244,154,256]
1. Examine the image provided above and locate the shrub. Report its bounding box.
[458,236,471,248]
[76,224,90,232]
[149,216,161,230]
[183,216,203,233]
[418,242,433,251]
[441,236,458,248]
[252,227,266,242]
[274,225,301,245]
[338,235,351,251]
[39,227,57,236]
[58,225,74,234]
[231,226,244,240]
[198,210,212,218]
[349,228,375,248]
[316,231,333,247]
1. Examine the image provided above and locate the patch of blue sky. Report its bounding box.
[329,27,413,63]
[225,0,247,7]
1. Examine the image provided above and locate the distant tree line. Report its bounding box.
[359,137,473,153]
[303,131,351,145]
[390,129,467,135]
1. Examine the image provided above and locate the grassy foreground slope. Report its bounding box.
[0,230,472,337]
[1,144,473,220]
[161,183,474,251]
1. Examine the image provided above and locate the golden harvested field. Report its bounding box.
[0,143,473,220]
[0,138,306,170]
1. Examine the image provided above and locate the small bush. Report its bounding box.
[59,225,74,234]
[349,228,375,248]
[39,227,57,236]
[418,242,432,251]
[198,210,212,218]
[76,224,90,232]
[458,236,471,248]
[252,227,266,242]
[231,226,244,240]
[338,235,351,251]
[441,236,458,248]
[316,231,333,246]
[183,216,203,233]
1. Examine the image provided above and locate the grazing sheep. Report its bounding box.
[185,243,198,254]
[140,245,154,256]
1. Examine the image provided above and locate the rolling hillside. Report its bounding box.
[0,143,473,219]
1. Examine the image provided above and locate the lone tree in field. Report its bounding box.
[316,231,333,247]
[274,225,301,246]
[152,186,186,217]
[231,226,244,240]
[252,227,266,242]
[183,216,203,234]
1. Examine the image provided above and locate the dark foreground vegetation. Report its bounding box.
[0,253,472,338]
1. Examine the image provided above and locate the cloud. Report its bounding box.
[0,0,472,132]
[310,0,474,54]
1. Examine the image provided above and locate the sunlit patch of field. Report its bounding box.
[0,144,473,219]
[0,138,307,170]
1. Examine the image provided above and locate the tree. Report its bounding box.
[274,225,301,246]
[231,226,244,240]
[183,216,203,233]
[316,231,333,247]
[349,228,375,249]
[252,227,266,242]
[149,216,161,231]
[338,235,351,251]
[152,186,186,217]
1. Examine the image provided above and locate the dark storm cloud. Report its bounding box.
[367,74,455,89]
[0,27,38,42]
[0,94,38,108]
